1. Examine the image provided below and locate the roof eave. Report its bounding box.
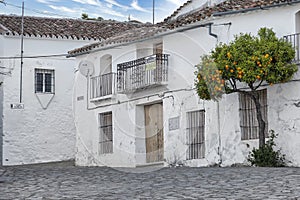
[213,0,300,17]
[67,21,216,58]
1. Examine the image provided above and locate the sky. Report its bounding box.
[0,0,188,23]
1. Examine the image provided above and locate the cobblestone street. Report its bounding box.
[0,163,300,199]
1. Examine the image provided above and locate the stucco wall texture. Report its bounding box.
[1,36,90,165]
[73,4,300,167]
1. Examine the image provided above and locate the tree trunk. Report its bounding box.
[248,92,266,147]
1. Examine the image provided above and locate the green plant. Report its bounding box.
[247,130,286,167]
[195,28,297,147]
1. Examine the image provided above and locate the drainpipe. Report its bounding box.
[216,101,222,165]
[207,22,222,165]
[208,23,218,40]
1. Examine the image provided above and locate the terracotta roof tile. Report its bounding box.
[163,0,193,22]
[0,15,143,40]
[161,0,299,29]
[68,26,165,55]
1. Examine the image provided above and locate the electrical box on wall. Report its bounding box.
[10,103,24,109]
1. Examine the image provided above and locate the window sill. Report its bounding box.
[35,92,55,95]
[90,94,113,102]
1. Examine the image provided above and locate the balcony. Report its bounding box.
[117,54,169,93]
[90,73,116,100]
[283,33,300,63]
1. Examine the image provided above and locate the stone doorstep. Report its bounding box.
[136,161,165,168]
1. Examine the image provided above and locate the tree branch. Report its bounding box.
[249,82,254,91]
[232,78,237,90]
[228,79,235,90]
[254,80,264,90]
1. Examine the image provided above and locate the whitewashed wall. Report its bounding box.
[74,4,300,167]
[170,0,227,21]
[0,35,93,165]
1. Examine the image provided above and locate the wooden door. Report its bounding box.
[144,103,164,163]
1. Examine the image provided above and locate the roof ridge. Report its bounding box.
[0,14,131,24]
[0,14,144,40]
[160,0,300,29]
[163,0,193,22]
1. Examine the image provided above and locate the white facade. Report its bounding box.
[73,4,300,167]
[169,0,226,21]
[0,34,95,165]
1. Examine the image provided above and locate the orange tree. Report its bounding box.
[195,28,297,147]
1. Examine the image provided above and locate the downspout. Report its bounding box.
[207,23,222,165]
[208,23,218,40]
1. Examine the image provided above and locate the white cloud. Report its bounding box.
[102,8,126,18]
[36,0,60,4]
[130,0,150,13]
[166,0,186,6]
[106,3,113,9]
[104,0,128,9]
[72,0,101,6]
[48,5,79,13]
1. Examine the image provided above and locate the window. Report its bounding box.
[35,69,55,93]
[186,110,205,160]
[99,112,113,154]
[239,89,268,140]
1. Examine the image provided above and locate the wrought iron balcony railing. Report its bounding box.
[283,33,300,63]
[117,54,169,92]
[90,73,116,99]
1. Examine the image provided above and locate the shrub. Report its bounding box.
[247,130,286,167]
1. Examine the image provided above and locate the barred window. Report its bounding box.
[186,110,205,160]
[99,112,113,154]
[35,69,55,93]
[239,89,268,140]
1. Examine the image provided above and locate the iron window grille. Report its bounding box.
[283,33,300,64]
[99,112,113,154]
[186,110,205,160]
[35,69,55,94]
[239,89,268,140]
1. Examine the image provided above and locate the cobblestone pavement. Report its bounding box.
[0,163,300,199]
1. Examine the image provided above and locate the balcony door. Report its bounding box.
[154,43,163,55]
[91,55,113,98]
[100,54,112,75]
[144,103,164,163]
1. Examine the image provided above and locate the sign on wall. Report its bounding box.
[169,116,180,131]
[10,103,24,109]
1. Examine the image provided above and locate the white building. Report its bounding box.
[0,15,141,166]
[69,0,300,168]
